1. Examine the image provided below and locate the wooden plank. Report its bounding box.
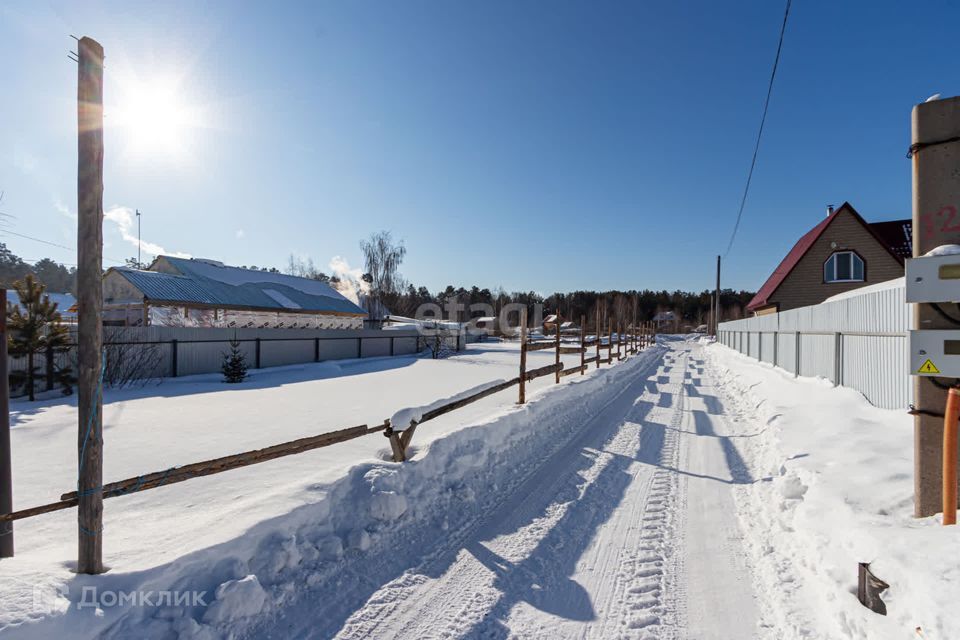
[524,362,562,382]
[59,424,375,502]
[525,341,557,352]
[560,364,586,378]
[419,377,519,423]
[583,355,599,365]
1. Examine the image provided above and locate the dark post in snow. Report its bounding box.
[0,289,12,558]
[518,307,527,404]
[607,317,613,365]
[593,301,600,369]
[912,96,960,517]
[715,255,721,337]
[579,314,585,375]
[554,313,561,384]
[77,36,105,574]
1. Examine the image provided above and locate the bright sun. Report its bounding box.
[109,77,203,156]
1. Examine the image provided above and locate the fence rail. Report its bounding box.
[0,324,658,525]
[718,280,909,409]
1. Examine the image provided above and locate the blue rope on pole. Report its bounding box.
[76,353,106,534]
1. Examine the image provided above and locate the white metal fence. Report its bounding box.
[9,326,451,396]
[718,281,909,409]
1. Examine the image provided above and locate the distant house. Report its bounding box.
[543,314,560,333]
[653,311,677,331]
[747,203,911,316]
[8,291,77,323]
[102,256,367,329]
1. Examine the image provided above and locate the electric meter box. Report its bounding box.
[909,330,960,376]
[905,254,960,303]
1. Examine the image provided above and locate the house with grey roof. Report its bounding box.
[102,256,367,329]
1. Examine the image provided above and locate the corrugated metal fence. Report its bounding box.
[718,282,909,409]
[9,326,449,396]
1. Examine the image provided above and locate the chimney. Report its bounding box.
[827,204,835,216]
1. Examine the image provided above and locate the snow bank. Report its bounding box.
[2,347,662,639]
[924,244,960,257]
[706,343,958,639]
[389,379,508,431]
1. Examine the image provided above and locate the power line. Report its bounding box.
[723,0,792,258]
[0,229,125,264]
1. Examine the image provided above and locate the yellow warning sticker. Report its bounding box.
[918,359,941,374]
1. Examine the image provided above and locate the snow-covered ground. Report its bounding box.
[1,336,954,639]
[706,340,958,639]
[0,341,608,638]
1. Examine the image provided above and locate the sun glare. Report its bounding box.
[109,77,204,157]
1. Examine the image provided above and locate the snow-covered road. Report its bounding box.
[329,338,760,639]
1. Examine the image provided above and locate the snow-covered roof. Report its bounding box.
[111,256,366,316]
[7,291,77,318]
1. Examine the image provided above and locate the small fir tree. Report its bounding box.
[8,274,73,400]
[221,336,248,383]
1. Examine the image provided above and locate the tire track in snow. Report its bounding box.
[333,352,668,640]
[591,347,688,640]
[334,345,694,640]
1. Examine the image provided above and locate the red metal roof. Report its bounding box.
[746,210,839,312]
[746,203,910,312]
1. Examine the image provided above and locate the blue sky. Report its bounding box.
[0,1,955,295]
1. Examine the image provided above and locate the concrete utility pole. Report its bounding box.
[77,36,105,574]
[715,255,721,337]
[0,290,12,558]
[912,96,960,518]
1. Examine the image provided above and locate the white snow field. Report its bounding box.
[0,336,953,639]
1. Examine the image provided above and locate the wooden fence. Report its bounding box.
[0,320,657,552]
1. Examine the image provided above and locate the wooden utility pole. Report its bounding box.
[0,289,11,558]
[77,36,105,574]
[518,307,527,404]
[912,96,960,518]
[715,255,721,337]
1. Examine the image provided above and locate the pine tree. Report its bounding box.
[221,336,248,383]
[8,274,73,400]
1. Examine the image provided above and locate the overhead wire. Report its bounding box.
[723,0,792,258]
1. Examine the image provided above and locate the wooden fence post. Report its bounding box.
[607,318,613,364]
[554,314,561,384]
[46,345,55,392]
[76,35,105,575]
[518,307,527,404]
[0,289,12,558]
[595,306,601,368]
[579,314,585,375]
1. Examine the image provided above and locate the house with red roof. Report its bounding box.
[746,202,911,315]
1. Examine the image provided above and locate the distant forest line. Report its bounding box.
[0,244,756,326]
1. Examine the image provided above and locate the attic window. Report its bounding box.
[824,251,864,283]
